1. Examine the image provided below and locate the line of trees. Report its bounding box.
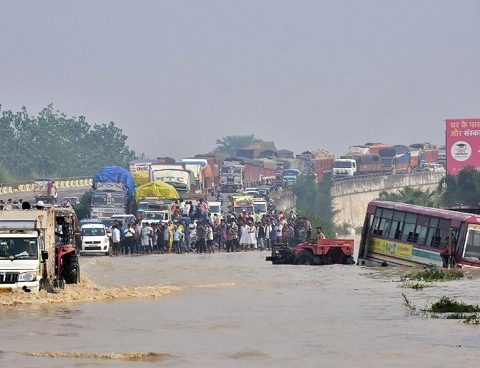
[0,104,135,183]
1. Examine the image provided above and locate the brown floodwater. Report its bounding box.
[1,239,480,368]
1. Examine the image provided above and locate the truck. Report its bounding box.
[220,160,244,192]
[134,181,180,219]
[230,194,255,216]
[91,166,136,220]
[266,238,355,265]
[0,204,80,292]
[179,159,210,194]
[150,167,195,195]
[282,169,301,187]
[253,197,268,221]
[333,158,357,177]
[33,179,58,204]
[220,158,262,193]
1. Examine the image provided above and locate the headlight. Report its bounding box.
[103,238,110,245]
[18,271,37,282]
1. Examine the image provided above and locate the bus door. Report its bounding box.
[359,213,373,263]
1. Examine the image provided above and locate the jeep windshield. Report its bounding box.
[0,238,38,260]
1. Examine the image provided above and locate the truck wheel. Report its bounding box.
[62,253,80,284]
[344,255,355,265]
[296,251,315,265]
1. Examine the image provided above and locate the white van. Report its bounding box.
[80,223,110,256]
[110,214,136,225]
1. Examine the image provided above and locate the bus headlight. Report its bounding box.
[18,271,37,282]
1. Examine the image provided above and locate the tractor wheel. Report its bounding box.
[296,250,315,265]
[62,253,80,284]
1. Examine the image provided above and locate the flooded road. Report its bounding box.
[1,246,480,367]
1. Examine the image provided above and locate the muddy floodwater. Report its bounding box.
[1,240,480,367]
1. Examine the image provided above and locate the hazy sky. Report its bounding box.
[1,1,480,159]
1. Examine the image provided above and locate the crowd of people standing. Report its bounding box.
[107,198,323,256]
[109,215,322,257]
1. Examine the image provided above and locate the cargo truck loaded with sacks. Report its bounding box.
[91,166,136,220]
[0,205,80,292]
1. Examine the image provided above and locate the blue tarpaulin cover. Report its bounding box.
[92,166,136,199]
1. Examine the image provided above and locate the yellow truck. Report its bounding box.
[230,194,255,216]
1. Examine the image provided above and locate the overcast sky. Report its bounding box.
[1,1,479,159]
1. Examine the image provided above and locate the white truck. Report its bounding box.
[332,158,357,177]
[149,167,195,195]
[0,205,80,292]
[253,198,268,222]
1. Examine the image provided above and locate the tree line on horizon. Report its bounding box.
[0,104,135,183]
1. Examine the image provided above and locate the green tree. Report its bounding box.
[0,104,135,181]
[379,187,440,207]
[74,190,93,220]
[438,167,480,207]
[214,134,261,155]
[293,174,339,236]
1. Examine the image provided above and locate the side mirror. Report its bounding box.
[41,250,49,261]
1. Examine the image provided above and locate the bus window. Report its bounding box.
[425,218,439,247]
[437,219,452,248]
[401,213,417,242]
[415,215,430,245]
[387,211,405,240]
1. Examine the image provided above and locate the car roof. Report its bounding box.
[81,223,106,229]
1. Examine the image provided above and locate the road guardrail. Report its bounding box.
[0,177,93,194]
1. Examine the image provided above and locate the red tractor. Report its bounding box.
[266,238,355,265]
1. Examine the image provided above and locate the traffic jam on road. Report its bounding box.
[0,141,446,292]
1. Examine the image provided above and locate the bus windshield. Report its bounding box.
[464,226,480,262]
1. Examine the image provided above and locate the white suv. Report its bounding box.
[80,223,110,256]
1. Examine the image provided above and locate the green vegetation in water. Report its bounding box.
[426,296,480,314]
[402,294,480,324]
[403,264,464,282]
[462,314,480,325]
[402,282,428,290]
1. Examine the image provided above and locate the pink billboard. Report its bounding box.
[446,119,480,175]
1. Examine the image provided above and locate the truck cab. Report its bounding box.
[141,210,170,225]
[333,159,357,177]
[0,229,40,292]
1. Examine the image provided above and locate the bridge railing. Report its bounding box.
[0,177,93,194]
